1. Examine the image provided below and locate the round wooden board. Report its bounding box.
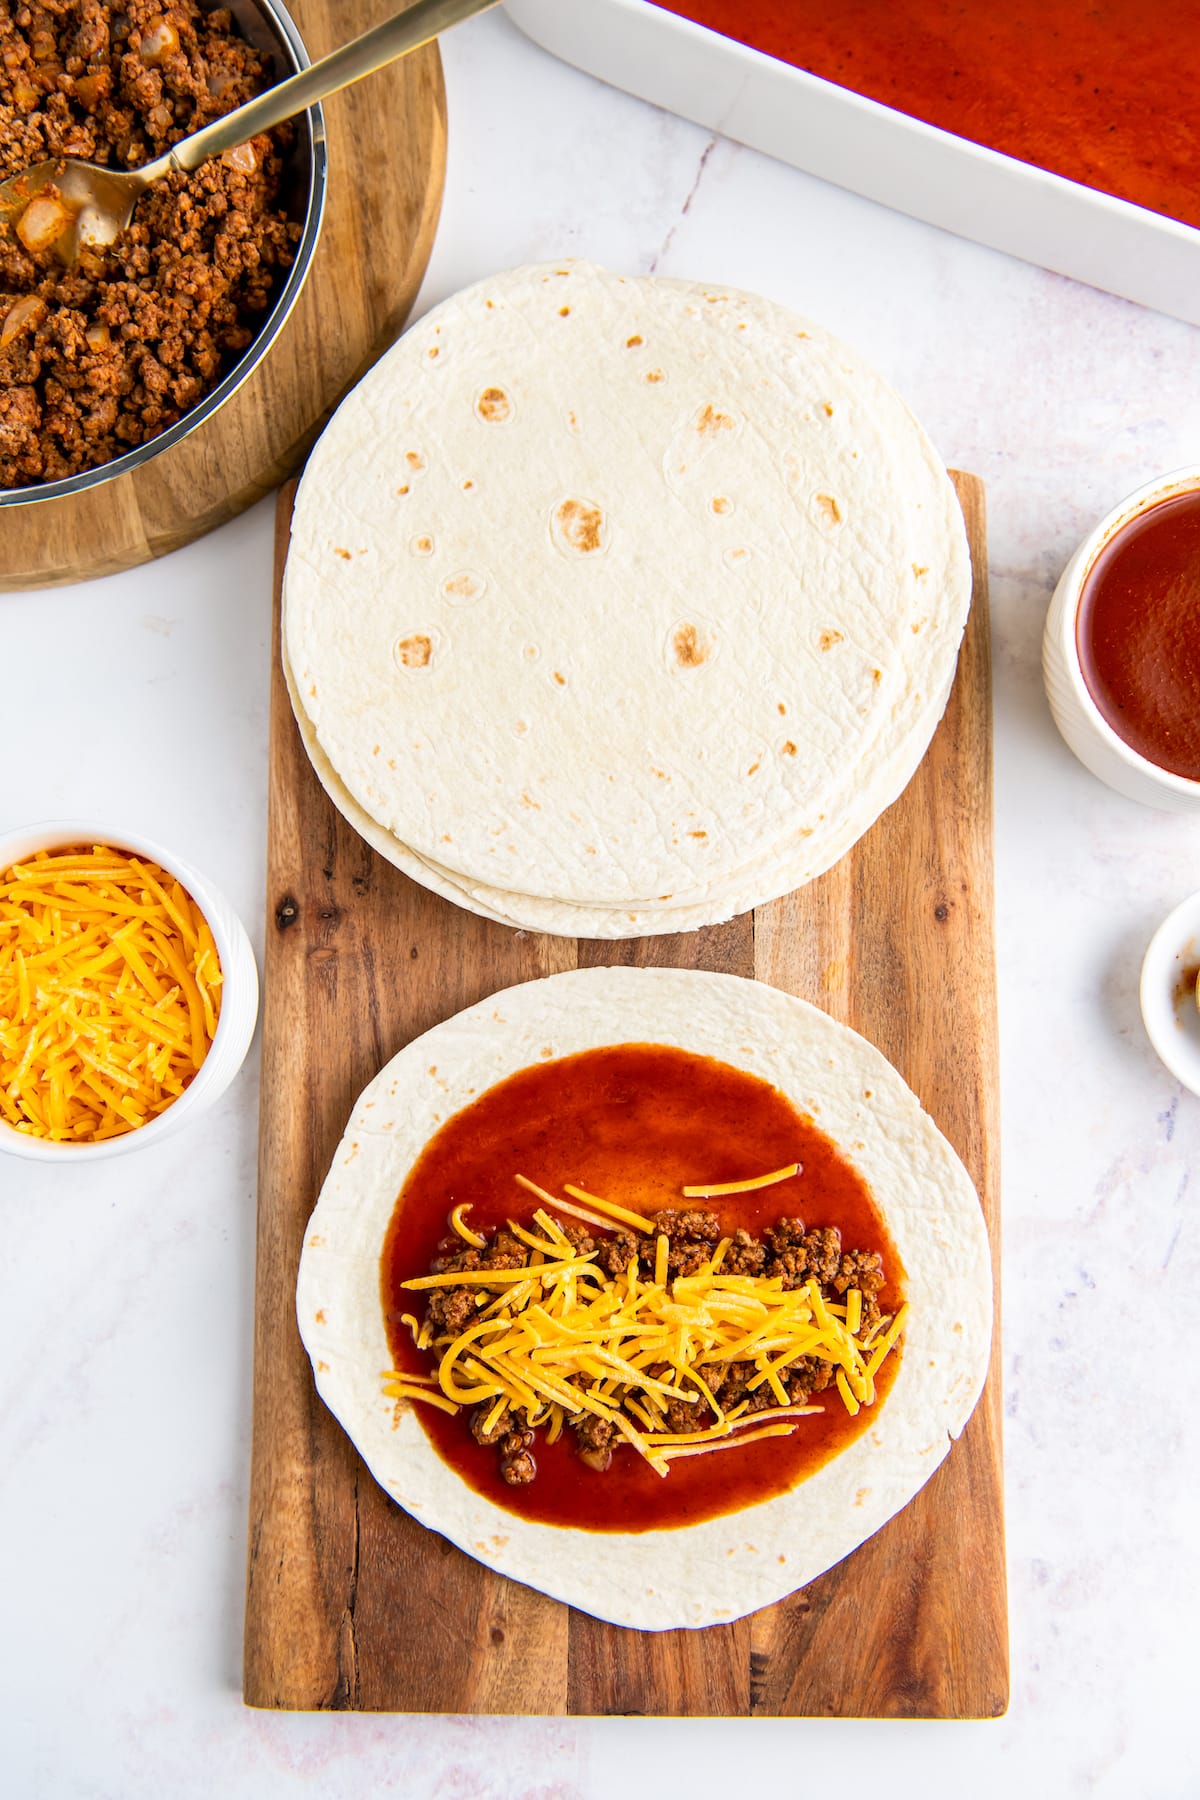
[0,1,447,592]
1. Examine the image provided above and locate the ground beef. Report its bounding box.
[469,1402,511,1447]
[0,1,298,487]
[762,1218,843,1287]
[596,1210,721,1279]
[569,1411,616,1472]
[556,1222,595,1257]
[498,1427,535,1487]
[424,1228,528,1334]
[416,1206,893,1486]
[787,1355,835,1401]
[595,1227,639,1278]
[721,1227,766,1276]
[647,1207,722,1278]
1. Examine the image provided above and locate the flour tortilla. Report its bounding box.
[281,614,954,936]
[297,967,992,1630]
[284,262,970,928]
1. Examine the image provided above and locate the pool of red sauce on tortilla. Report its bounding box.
[380,1043,904,1533]
[651,0,1200,229]
[1076,489,1200,782]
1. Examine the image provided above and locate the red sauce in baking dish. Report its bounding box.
[652,0,1200,229]
[1075,488,1200,781]
[380,1043,904,1531]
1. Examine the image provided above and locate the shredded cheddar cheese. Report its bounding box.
[682,1161,800,1198]
[449,1202,487,1248]
[0,845,222,1143]
[390,1179,907,1477]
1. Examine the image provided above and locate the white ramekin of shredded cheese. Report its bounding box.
[0,821,259,1161]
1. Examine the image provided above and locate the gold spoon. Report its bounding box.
[0,0,499,266]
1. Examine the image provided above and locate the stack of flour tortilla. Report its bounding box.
[283,261,971,936]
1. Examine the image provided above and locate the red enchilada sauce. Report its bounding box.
[1076,489,1200,781]
[381,1043,904,1532]
[652,0,1200,229]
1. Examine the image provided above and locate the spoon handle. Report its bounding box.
[142,0,500,182]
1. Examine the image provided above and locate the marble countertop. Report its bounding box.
[4,11,1199,1797]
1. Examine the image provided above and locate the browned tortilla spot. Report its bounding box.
[712,496,731,514]
[913,563,929,578]
[819,629,844,651]
[406,451,424,469]
[554,498,605,554]
[672,623,711,668]
[782,740,798,756]
[476,386,512,423]
[443,573,482,601]
[816,493,842,524]
[696,402,734,438]
[646,369,665,383]
[333,547,351,559]
[396,634,433,669]
[552,671,566,685]
[626,334,643,347]
[559,306,571,316]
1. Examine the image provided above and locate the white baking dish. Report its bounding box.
[506,0,1200,329]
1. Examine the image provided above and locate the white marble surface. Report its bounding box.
[4,10,1200,1796]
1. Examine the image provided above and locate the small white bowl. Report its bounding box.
[1042,467,1200,813]
[0,821,259,1161]
[1140,890,1200,1097]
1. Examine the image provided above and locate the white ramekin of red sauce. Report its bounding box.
[1043,469,1200,811]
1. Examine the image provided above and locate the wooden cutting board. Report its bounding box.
[244,470,1007,1717]
[0,0,445,592]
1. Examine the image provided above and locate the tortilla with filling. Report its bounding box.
[297,966,992,1631]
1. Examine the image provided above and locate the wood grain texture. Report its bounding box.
[0,0,445,592]
[244,473,1007,1716]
